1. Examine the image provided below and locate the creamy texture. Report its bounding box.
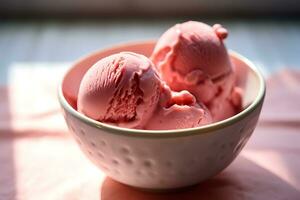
[151,21,242,121]
[151,22,232,81]
[77,51,212,130]
[146,84,212,130]
[77,52,161,129]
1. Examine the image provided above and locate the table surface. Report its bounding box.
[1,18,300,84]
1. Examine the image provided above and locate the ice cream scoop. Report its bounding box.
[77,52,161,129]
[151,21,241,121]
[145,84,212,130]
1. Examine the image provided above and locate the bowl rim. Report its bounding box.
[58,40,266,138]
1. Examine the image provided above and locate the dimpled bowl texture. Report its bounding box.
[58,41,265,190]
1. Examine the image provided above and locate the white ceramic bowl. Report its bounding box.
[58,41,266,190]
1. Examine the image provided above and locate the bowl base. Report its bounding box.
[121,182,201,193]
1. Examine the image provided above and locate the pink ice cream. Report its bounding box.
[77,21,243,130]
[146,84,212,130]
[77,52,161,129]
[77,51,212,130]
[151,21,242,121]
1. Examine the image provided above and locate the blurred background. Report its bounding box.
[1,0,300,17]
[1,0,300,84]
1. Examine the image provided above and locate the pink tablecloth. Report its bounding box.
[0,69,300,200]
